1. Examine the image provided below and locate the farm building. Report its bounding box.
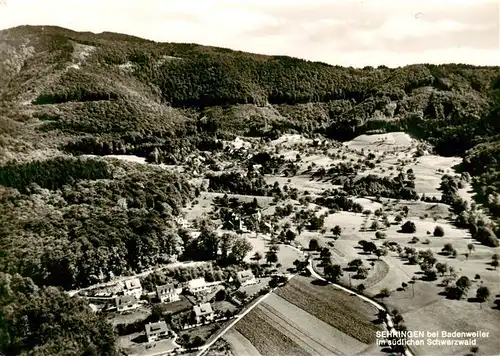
[193,302,215,324]
[123,278,142,299]
[156,283,181,303]
[237,270,256,286]
[187,277,210,294]
[145,321,170,343]
[115,295,139,312]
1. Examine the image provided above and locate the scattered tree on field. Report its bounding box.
[309,238,319,251]
[332,225,342,237]
[285,229,296,243]
[357,283,366,293]
[375,248,388,260]
[324,264,343,282]
[265,250,278,265]
[401,221,416,233]
[435,262,448,276]
[492,259,499,270]
[356,267,368,279]
[348,259,363,270]
[379,287,391,300]
[252,252,263,264]
[319,248,332,264]
[441,243,454,255]
[433,226,444,237]
[476,286,490,309]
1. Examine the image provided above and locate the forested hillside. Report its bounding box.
[1,25,500,157]
[1,25,500,355]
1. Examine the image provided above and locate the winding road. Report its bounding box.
[306,260,414,356]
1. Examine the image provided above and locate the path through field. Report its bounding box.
[306,261,414,356]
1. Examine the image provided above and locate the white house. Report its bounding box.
[236,270,256,286]
[156,283,181,303]
[123,278,142,299]
[115,295,139,313]
[187,277,210,294]
[145,321,169,343]
[193,303,215,324]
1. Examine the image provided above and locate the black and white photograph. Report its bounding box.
[0,1,499,356]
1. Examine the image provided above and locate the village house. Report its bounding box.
[187,277,210,294]
[123,278,142,299]
[237,269,256,286]
[145,321,170,343]
[224,212,243,231]
[193,302,215,324]
[115,295,139,313]
[156,283,181,303]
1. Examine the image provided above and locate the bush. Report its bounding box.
[401,221,416,233]
[433,226,444,237]
[309,238,320,250]
[215,289,226,301]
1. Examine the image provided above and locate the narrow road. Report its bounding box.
[67,261,208,297]
[195,244,306,356]
[195,288,274,356]
[307,260,414,356]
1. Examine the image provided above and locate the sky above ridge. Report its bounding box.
[0,0,499,67]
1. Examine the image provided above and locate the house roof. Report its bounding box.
[124,278,141,290]
[237,270,254,279]
[145,321,169,335]
[156,283,176,295]
[193,302,213,316]
[115,295,137,306]
[188,277,207,289]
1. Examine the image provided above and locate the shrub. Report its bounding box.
[401,221,416,233]
[309,238,320,250]
[433,226,444,237]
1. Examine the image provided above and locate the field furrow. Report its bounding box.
[234,307,310,356]
[258,302,342,356]
[275,276,381,344]
[262,293,367,355]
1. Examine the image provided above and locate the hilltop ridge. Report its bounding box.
[1,25,499,157]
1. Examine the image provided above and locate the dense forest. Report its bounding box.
[2,25,500,157]
[0,158,195,290]
[0,273,117,355]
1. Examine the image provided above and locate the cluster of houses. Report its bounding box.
[110,269,257,344]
